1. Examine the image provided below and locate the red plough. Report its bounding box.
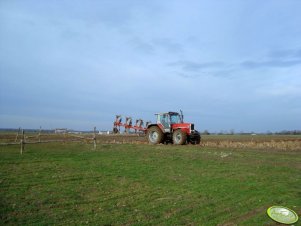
[113,115,150,134]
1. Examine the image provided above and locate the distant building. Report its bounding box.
[99,131,111,135]
[54,128,68,134]
[68,131,82,134]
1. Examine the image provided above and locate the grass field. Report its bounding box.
[1,142,300,225]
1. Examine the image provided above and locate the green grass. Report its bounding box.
[1,143,300,225]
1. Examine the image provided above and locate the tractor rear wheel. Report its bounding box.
[173,129,187,145]
[147,126,164,144]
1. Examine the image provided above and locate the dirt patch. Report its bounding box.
[218,206,268,226]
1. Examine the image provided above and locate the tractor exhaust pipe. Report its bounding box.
[180,110,184,123]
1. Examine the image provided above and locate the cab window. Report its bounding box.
[170,114,181,124]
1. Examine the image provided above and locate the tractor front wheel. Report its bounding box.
[191,137,200,145]
[147,126,164,144]
[173,129,187,145]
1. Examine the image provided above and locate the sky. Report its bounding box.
[0,0,301,133]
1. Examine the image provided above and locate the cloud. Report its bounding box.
[256,82,301,97]
[295,49,301,58]
[128,37,183,56]
[268,48,301,59]
[167,60,239,79]
[239,47,301,69]
[129,38,155,55]
[240,59,301,69]
[168,60,225,72]
[168,47,301,75]
[152,38,183,54]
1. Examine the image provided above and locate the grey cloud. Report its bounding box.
[170,48,301,74]
[176,72,206,79]
[168,60,225,72]
[152,38,183,54]
[241,48,301,69]
[268,48,301,59]
[241,59,301,69]
[135,42,154,55]
[295,49,301,58]
[170,57,301,75]
[169,54,301,79]
[129,38,155,55]
[60,29,80,40]
[168,60,237,79]
[129,38,183,55]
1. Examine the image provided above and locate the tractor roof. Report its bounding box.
[155,112,180,115]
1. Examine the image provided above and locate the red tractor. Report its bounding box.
[146,111,201,145]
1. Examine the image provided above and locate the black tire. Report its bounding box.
[195,137,201,144]
[172,129,187,145]
[113,127,119,134]
[147,126,164,144]
[191,137,200,145]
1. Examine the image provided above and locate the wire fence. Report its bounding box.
[2,129,300,153]
[0,127,97,154]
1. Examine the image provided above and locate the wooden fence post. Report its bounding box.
[63,131,66,144]
[93,127,97,150]
[39,126,41,143]
[15,127,21,142]
[20,129,25,154]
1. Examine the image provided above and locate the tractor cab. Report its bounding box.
[155,112,183,132]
